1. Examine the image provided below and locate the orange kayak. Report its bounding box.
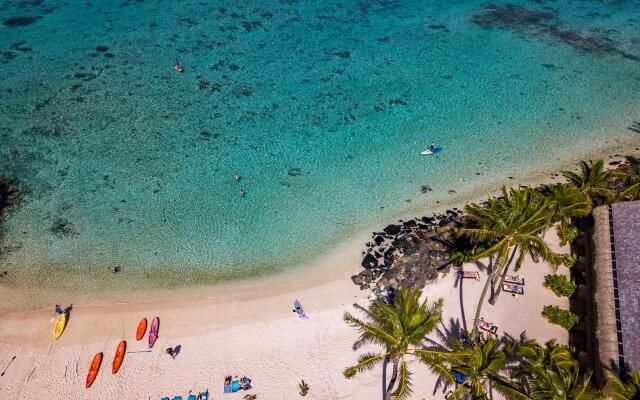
[135,318,147,341]
[86,352,103,388]
[112,341,126,374]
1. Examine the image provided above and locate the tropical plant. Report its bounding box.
[460,186,562,328]
[512,340,601,399]
[610,155,640,202]
[542,306,580,330]
[343,287,462,400]
[446,334,524,400]
[562,160,613,206]
[560,252,578,269]
[450,250,473,267]
[544,274,577,297]
[299,379,310,396]
[604,367,640,400]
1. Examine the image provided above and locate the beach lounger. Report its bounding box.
[172,397,183,400]
[457,271,480,281]
[187,395,196,400]
[502,283,524,295]
[504,275,524,285]
[477,318,498,335]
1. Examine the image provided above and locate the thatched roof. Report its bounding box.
[593,201,640,373]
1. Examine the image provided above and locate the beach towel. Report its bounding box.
[224,381,240,393]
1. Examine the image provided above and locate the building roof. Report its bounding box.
[610,201,640,372]
[594,201,640,373]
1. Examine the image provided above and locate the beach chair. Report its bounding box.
[502,283,524,295]
[200,391,209,400]
[477,318,498,335]
[504,275,524,285]
[457,271,480,281]
[187,395,196,400]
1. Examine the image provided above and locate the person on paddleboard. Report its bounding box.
[430,142,436,151]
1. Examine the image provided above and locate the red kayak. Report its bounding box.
[86,352,103,388]
[148,317,160,348]
[135,318,147,341]
[112,341,126,374]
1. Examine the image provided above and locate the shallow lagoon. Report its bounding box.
[0,0,639,309]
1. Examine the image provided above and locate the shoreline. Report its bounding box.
[0,137,639,315]
[0,138,637,399]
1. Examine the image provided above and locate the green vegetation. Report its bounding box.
[562,159,614,206]
[450,250,473,267]
[461,187,562,328]
[561,252,578,269]
[604,367,640,400]
[542,305,580,330]
[298,380,309,396]
[544,274,577,297]
[342,288,614,399]
[513,339,602,400]
[343,287,461,400]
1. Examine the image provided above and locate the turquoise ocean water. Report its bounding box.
[1,0,639,311]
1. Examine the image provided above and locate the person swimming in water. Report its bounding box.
[174,59,184,73]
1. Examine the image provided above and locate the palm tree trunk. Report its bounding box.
[489,246,519,305]
[473,262,494,337]
[382,355,388,400]
[385,356,400,399]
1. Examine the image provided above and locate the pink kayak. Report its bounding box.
[148,317,160,348]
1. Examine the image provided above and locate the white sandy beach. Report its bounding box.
[0,224,570,400]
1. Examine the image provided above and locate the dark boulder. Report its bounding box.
[361,253,378,269]
[351,275,364,285]
[383,224,402,235]
[374,235,385,245]
[403,220,417,228]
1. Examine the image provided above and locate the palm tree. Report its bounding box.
[538,184,591,245]
[512,340,601,400]
[604,368,640,400]
[446,334,524,400]
[460,187,562,329]
[610,156,640,202]
[562,160,613,206]
[343,288,462,400]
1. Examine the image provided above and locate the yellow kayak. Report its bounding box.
[53,313,67,340]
